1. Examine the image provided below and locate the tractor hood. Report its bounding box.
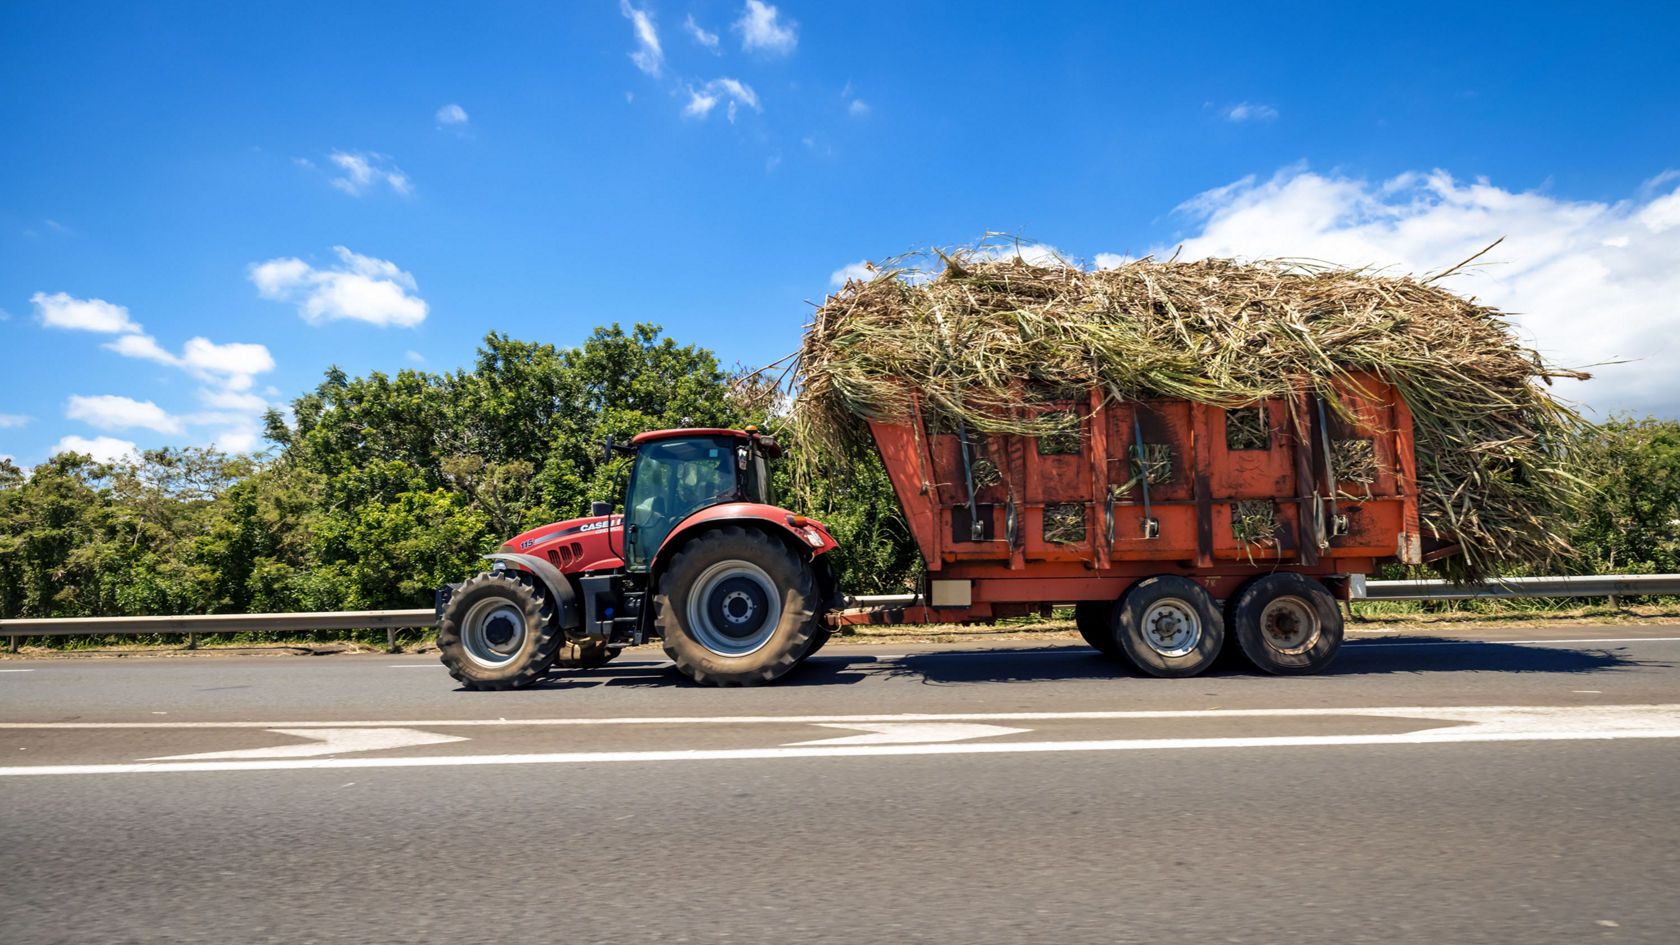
[500,514,625,573]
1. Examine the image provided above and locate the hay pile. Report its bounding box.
[789,243,1591,579]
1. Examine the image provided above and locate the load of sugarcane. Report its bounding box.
[788,240,1591,579]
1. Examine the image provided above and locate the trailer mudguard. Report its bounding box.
[483,552,581,629]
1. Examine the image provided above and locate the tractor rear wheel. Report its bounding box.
[437,570,565,690]
[657,526,818,686]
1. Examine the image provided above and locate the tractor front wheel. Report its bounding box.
[437,570,565,690]
[657,526,818,686]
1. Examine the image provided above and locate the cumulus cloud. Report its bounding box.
[976,242,1071,267]
[249,246,428,328]
[684,14,720,50]
[829,261,876,286]
[1155,165,1680,417]
[327,150,411,196]
[32,292,141,333]
[848,99,869,117]
[620,0,663,76]
[66,395,185,435]
[1094,253,1133,269]
[435,103,469,126]
[0,414,31,429]
[51,435,139,464]
[684,78,761,121]
[735,0,796,55]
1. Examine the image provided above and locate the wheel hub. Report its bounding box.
[1259,595,1321,655]
[460,599,528,669]
[687,561,783,657]
[1142,599,1201,658]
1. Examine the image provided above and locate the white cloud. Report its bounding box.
[684,78,761,121]
[684,14,720,50]
[196,389,269,412]
[0,413,31,428]
[405,349,426,364]
[102,333,275,391]
[1158,165,1680,417]
[32,292,141,333]
[66,395,185,435]
[327,150,411,196]
[1094,253,1132,269]
[0,306,11,321]
[249,246,428,328]
[735,0,797,55]
[620,0,663,76]
[829,261,875,286]
[51,435,138,464]
[1223,102,1279,122]
[435,103,469,125]
[848,99,870,117]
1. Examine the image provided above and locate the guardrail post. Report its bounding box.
[7,635,16,654]
[187,632,196,650]
[386,626,397,653]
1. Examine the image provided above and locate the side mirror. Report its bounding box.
[591,501,612,517]
[602,435,614,464]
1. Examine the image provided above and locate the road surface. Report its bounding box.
[2,624,1677,943]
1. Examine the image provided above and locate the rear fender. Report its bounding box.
[483,552,581,629]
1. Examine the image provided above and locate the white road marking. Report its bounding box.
[145,728,467,761]
[2,705,1677,777]
[6,703,1678,729]
[4,705,1679,777]
[783,722,1030,747]
[0,669,35,672]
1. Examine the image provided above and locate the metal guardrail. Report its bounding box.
[0,609,434,652]
[3,575,1678,651]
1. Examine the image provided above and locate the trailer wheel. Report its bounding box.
[1229,573,1342,674]
[437,570,565,690]
[1074,601,1122,658]
[1110,575,1223,678]
[657,526,818,686]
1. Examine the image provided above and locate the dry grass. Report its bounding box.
[790,240,1590,579]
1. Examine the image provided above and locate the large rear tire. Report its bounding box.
[657,526,818,686]
[1228,572,1342,674]
[437,570,565,690]
[1110,575,1224,678]
[1075,600,1121,658]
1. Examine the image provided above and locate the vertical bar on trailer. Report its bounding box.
[1192,403,1214,569]
[1089,388,1111,569]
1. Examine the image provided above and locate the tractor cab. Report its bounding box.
[619,428,780,570]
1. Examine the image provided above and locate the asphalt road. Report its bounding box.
[2,624,1678,944]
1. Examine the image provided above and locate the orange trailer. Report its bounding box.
[846,372,1431,676]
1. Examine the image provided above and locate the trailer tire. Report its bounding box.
[437,570,565,690]
[1229,573,1342,674]
[657,526,818,686]
[1111,575,1223,678]
[1075,601,1122,658]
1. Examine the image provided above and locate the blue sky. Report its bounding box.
[3,1,1677,464]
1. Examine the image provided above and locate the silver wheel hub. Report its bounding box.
[1142,598,1201,657]
[687,560,783,658]
[461,598,527,669]
[1259,595,1321,655]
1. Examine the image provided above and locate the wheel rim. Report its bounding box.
[1141,597,1201,657]
[1259,595,1321,655]
[686,560,782,657]
[461,597,528,668]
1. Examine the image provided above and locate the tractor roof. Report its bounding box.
[630,427,781,457]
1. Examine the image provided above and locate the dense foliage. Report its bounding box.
[0,325,918,620]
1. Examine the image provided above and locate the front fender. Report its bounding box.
[652,503,837,575]
[483,552,581,629]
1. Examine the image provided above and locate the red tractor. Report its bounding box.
[436,427,840,689]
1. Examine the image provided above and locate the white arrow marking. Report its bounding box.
[146,728,467,761]
[783,722,1030,747]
